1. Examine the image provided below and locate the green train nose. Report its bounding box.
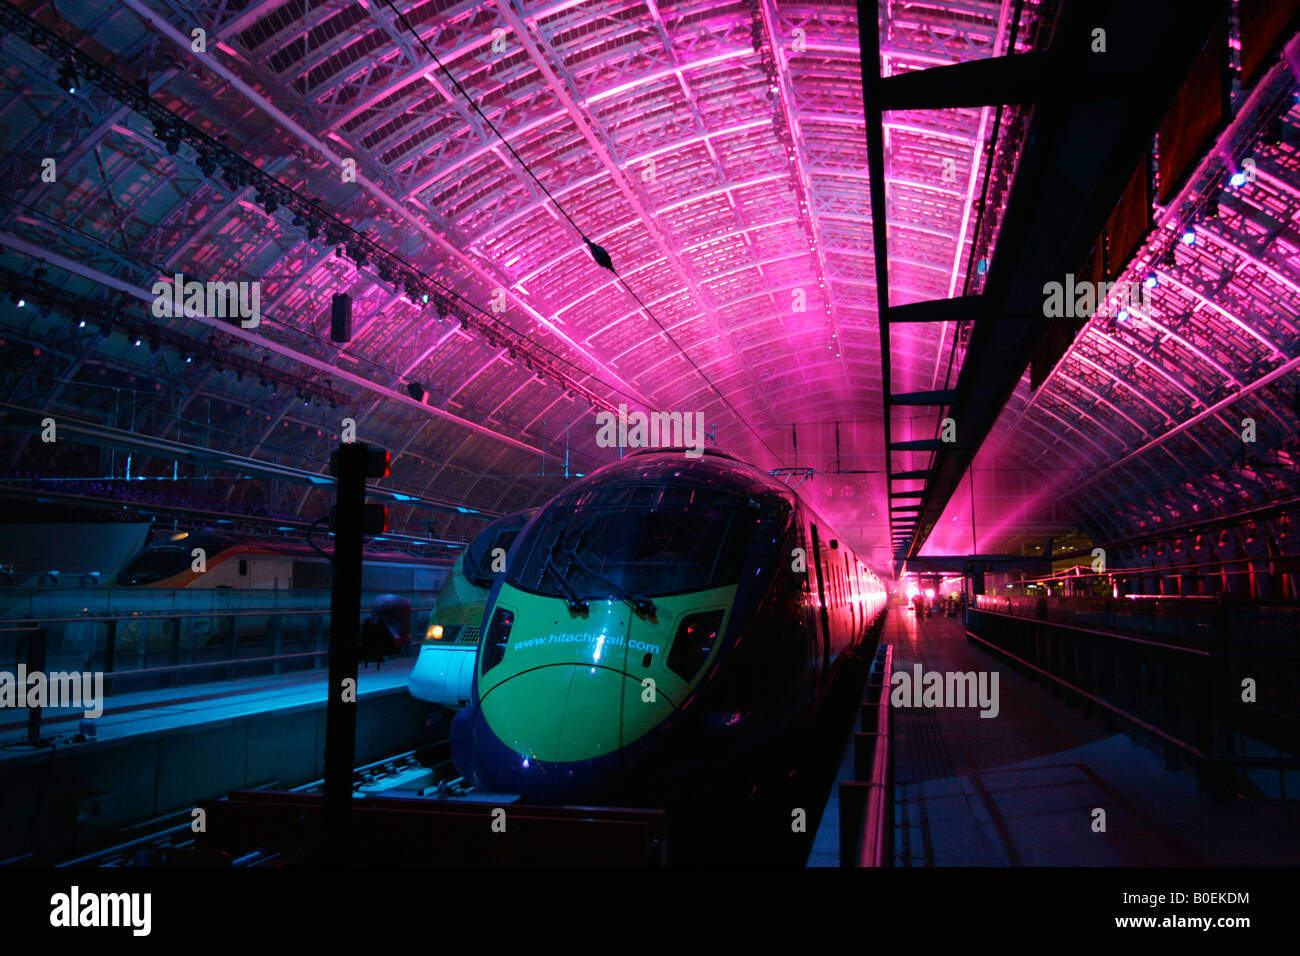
[480,664,674,764]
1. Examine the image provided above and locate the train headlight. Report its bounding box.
[480,607,514,674]
[667,610,723,682]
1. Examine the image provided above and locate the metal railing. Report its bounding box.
[974,593,1300,651]
[967,602,1300,799]
[0,592,437,702]
[839,642,894,867]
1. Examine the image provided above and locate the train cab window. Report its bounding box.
[468,528,521,586]
[238,558,248,576]
[511,485,789,600]
[464,514,532,588]
[119,546,188,585]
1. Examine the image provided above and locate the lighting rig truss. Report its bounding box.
[0,263,351,407]
[1,3,621,417]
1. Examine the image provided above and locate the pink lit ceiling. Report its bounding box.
[1,0,1295,571]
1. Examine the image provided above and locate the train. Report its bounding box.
[408,510,534,708]
[115,530,446,592]
[450,447,890,807]
[97,530,450,668]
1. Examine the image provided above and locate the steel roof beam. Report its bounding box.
[861,0,1228,567]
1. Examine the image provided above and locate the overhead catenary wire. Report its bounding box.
[382,0,785,466]
[0,4,643,417]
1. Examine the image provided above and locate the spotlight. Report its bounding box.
[134,337,142,347]
[57,62,78,94]
[1180,229,1196,245]
[1229,171,1247,188]
[184,354,193,363]
[14,297,24,308]
[1144,275,1158,289]
[1117,310,1129,322]
[77,318,86,329]
[1266,116,1285,146]
[165,138,180,156]
[196,154,216,177]
[406,382,426,402]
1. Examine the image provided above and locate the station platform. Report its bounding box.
[0,658,442,863]
[811,609,1300,866]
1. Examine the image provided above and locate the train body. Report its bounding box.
[408,511,533,709]
[100,530,449,666]
[115,530,444,592]
[451,448,889,806]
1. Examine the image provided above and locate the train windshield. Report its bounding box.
[510,484,788,599]
[465,521,528,588]
[119,546,188,585]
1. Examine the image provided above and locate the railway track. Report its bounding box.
[55,740,455,867]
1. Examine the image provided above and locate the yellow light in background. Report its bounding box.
[426,624,444,642]
[169,532,189,541]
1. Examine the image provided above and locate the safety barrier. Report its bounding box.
[0,595,436,700]
[967,603,1300,799]
[839,642,894,866]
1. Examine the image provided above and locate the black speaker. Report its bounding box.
[331,293,352,343]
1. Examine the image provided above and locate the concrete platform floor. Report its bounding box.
[810,608,1300,866]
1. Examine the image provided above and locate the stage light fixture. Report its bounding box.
[406,382,426,402]
[58,63,78,94]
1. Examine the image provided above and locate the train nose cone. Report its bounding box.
[472,664,674,803]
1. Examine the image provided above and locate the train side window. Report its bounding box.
[238,558,248,576]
